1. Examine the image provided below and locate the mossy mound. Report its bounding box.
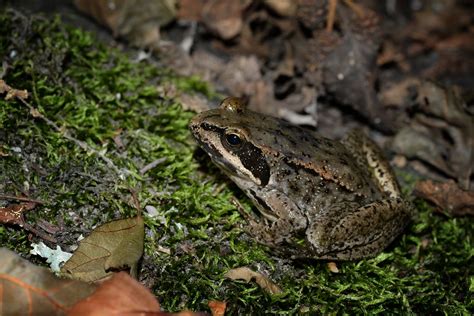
[0,10,472,314]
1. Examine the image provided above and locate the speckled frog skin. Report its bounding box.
[189,97,412,260]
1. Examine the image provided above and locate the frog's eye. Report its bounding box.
[225,133,242,147]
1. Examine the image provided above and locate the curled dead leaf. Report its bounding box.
[0,202,36,226]
[67,272,160,315]
[392,81,473,189]
[208,300,226,316]
[327,261,339,273]
[75,0,177,47]
[224,266,282,295]
[201,0,251,40]
[414,180,474,216]
[0,79,28,100]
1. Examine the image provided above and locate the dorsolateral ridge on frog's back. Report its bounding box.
[189,97,412,260]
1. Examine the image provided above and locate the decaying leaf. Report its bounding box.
[414,180,474,216]
[0,79,29,100]
[224,266,282,294]
[0,248,96,316]
[0,202,36,226]
[208,300,226,316]
[320,6,392,131]
[392,81,473,189]
[61,216,144,282]
[327,261,339,273]
[74,0,177,47]
[202,0,246,40]
[263,0,296,17]
[67,272,160,315]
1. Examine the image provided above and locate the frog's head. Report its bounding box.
[189,97,271,186]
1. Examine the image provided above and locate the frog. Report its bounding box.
[189,97,413,260]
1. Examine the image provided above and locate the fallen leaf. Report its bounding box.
[67,272,160,315]
[414,180,474,216]
[61,216,144,282]
[208,300,226,316]
[75,0,177,47]
[177,0,206,21]
[263,0,296,17]
[392,81,473,189]
[201,0,250,40]
[0,248,96,315]
[0,79,29,100]
[321,6,393,131]
[327,261,339,273]
[224,266,282,294]
[0,202,36,226]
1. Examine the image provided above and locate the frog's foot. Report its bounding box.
[231,197,279,243]
[343,129,401,198]
[230,196,256,224]
[244,215,308,248]
[307,198,412,260]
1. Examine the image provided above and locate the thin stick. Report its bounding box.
[326,0,338,32]
[0,194,45,204]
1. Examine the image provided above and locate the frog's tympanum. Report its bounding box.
[189,97,412,260]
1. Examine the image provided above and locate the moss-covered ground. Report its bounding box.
[0,11,472,314]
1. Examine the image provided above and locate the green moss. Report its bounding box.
[0,11,472,315]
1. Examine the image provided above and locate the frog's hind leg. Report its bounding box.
[306,198,412,260]
[342,129,401,198]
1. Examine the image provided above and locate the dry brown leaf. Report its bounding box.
[201,0,250,40]
[414,180,474,216]
[263,0,296,17]
[61,216,144,282]
[327,261,339,273]
[0,202,36,226]
[321,6,393,131]
[177,0,206,21]
[75,0,177,47]
[224,266,282,295]
[392,81,473,189]
[208,300,226,316]
[68,272,160,315]
[0,79,28,100]
[0,248,96,316]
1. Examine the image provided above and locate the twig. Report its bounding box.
[139,157,167,174]
[343,0,366,18]
[326,0,338,33]
[0,194,45,204]
[23,222,58,243]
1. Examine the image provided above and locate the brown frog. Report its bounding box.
[189,97,412,260]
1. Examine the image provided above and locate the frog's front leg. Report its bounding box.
[307,198,412,260]
[240,188,308,246]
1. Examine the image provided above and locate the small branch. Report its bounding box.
[343,0,366,18]
[0,194,45,204]
[139,157,167,175]
[326,0,338,33]
[23,222,58,243]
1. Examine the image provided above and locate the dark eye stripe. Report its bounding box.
[236,142,270,186]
